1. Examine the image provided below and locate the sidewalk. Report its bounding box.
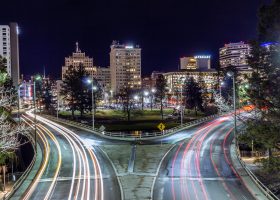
[6,143,43,200]
[230,143,269,200]
[0,183,13,199]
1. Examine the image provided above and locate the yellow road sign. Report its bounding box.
[157,123,166,131]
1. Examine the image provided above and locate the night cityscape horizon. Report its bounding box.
[0,0,271,78]
[0,0,279,200]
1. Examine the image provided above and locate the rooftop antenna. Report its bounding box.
[76,41,80,52]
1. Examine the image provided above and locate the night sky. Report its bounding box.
[0,0,271,79]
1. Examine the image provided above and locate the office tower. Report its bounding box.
[219,42,252,70]
[110,41,141,93]
[0,22,20,86]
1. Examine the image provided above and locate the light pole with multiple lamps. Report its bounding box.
[227,71,237,139]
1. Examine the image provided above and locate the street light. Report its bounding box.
[227,71,237,140]
[219,81,225,96]
[179,77,186,126]
[87,78,98,130]
[150,88,156,111]
[33,75,42,153]
[17,83,22,123]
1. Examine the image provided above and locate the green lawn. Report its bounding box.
[58,109,206,132]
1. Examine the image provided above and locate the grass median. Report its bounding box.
[56,109,206,132]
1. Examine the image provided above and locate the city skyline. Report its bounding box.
[0,0,271,78]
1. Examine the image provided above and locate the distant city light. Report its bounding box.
[144,91,149,96]
[125,45,134,49]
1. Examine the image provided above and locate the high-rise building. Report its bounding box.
[0,23,20,86]
[110,41,141,93]
[62,42,94,80]
[94,66,111,91]
[219,42,252,70]
[180,55,211,70]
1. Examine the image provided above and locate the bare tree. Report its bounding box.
[213,91,232,114]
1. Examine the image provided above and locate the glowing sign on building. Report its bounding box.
[194,55,211,59]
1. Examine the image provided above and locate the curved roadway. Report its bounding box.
[12,111,121,200]
[153,115,255,200]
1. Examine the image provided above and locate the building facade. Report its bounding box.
[94,66,111,91]
[0,23,20,86]
[219,42,252,70]
[180,55,211,70]
[110,41,141,93]
[164,70,218,93]
[62,42,94,80]
[163,70,218,105]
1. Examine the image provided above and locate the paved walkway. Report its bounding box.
[9,143,43,200]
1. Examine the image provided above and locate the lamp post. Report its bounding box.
[180,77,186,126]
[144,91,149,109]
[87,78,97,130]
[110,90,113,107]
[17,83,22,123]
[57,92,59,119]
[219,81,225,96]
[33,75,41,153]
[227,71,237,139]
[150,88,156,111]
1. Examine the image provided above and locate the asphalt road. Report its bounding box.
[12,111,121,200]
[153,115,255,200]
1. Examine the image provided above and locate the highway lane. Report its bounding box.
[153,115,255,200]
[12,111,121,200]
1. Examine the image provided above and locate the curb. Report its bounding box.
[230,142,275,200]
[150,144,177,200]
[98,147,124,200]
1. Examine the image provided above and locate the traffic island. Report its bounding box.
[100,144,173,200]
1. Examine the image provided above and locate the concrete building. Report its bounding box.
[110,41,141,93]
[142,71,163,90]
[180,57,197,70]
[180,55,211,70]
[62,42,94,80]
[94,66,111,91]
[0,23,20,86]
[219,42,252,70]
[163,70,218,105]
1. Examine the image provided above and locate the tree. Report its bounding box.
[239,0,280,173]
[61,65,91,118]
[117,86,134,121]
[0,56,29,190]
[155,74,167,120]
[41,79,55,112]
[183,77,203,116]
[213,91,232,114]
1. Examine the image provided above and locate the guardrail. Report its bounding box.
[2,132,37,200]
[235,138,279,200]
[41,113,220,141]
